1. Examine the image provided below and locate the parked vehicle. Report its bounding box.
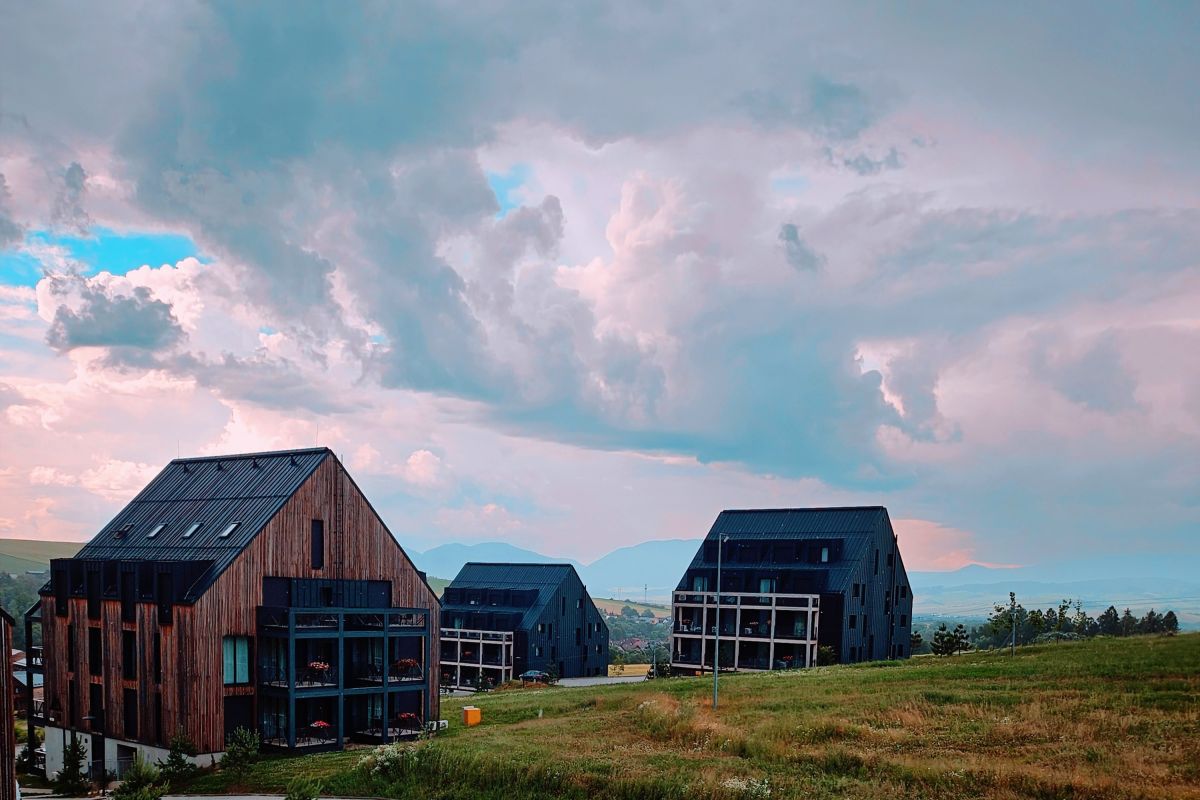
[519,670,551,683]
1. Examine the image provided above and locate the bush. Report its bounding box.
[816,645,837,666]
[221,726,261,780]
[54,734,90,796]
[158,731,198,782]
[286,775,323,800]
[113,756,167,800]
[16,725,40,773]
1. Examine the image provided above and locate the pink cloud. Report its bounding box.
[891,517,1019,571]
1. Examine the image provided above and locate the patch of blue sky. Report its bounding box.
[0,227,205,286]
[485,164,532,218]
[770,174,809,195]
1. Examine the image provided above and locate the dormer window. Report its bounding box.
[218,521,241,538]
[182,523,202,539]
[114,524,133,539]
[147,523,167,539]
[821,547,829,563]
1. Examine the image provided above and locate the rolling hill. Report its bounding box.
[0,538,82,574]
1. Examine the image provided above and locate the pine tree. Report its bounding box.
[1163,611,1180,634]
[1119,608,1137,636]
[1097,606,1120,636]
[158,731,198,782]
[221,727,261,781]
[1138,609,1164,634]
[55,734,91,796]
[931,623,955,656]
[909,631,924,653]
[952,624,971,654]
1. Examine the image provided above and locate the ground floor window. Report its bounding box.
[223,636,252,685]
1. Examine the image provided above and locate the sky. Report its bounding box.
[0,2,1197,576]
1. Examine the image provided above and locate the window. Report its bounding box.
[534,646,542,657]
[900,585,907,599]
[577,598,583,609]
[115,523,133,539]
[575,628,581,645]
[820,547,829,563]
[182,523,202,539]
[561,597,566,615]
[852,583,860,600]
[693,575,709,592]
[147,523,166,539]
[222,636,251,685]
[68,627,77,668]
[874,549,879,575]
[311,519,325,569]
[759,578,775,594]
[900,615,908,627]
[849,615,857,629]
[153,632,162,682]
[123,688,138,737]
[122,630,137,680]
[218,521,241,538]
[88,627,102,676]
[537,623,545,634]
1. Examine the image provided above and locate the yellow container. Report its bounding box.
[462,705,482,727]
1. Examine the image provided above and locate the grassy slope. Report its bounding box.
[180,634,1200,800]
[0,538,81,573]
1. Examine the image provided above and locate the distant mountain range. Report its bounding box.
[5,536,1195,629]
[411,540,1200,628]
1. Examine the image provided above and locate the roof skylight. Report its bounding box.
[182,523,202,539]
[147,523,167,539]
[218,521,241,538]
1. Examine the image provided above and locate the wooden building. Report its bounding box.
[1,608,16,800]
[440,564,608,689]
[29,448,440,777]
[671,507,912,674]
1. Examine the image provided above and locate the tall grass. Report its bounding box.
[174,634,1200,800]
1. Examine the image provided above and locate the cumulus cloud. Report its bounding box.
[43,275,185,353]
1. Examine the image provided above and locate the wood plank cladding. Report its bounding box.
[42,452,440,755]
[1,611,15,800]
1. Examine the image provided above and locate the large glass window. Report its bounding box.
[223,636,251,685]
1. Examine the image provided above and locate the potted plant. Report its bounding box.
[310,719,331,741]
[394,657,420,678]
[395,712,419,732]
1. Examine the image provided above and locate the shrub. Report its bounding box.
[221,726,261,780]
[816,645,837,666]
[113,756,167,800]
[357,741,427,779]
[16,725,40,773]
[286,775,323,800]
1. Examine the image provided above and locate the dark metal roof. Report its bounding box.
[678,506,896,594]
[708,506,887,538]
[64,448,331,593]
[444,563,579,630]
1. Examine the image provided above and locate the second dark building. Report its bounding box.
[440,564,609,688]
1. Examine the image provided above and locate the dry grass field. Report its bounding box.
[179,633,1199,800]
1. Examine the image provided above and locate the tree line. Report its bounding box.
[911,594,1182,655]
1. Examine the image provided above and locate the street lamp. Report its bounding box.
[713,534,729,710]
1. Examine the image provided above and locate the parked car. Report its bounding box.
[519,670,551,683]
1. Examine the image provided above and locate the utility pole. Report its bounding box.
[713,534,728,710]
[1010,591,1017,657]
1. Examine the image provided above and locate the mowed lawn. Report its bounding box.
[180,634,1200,800]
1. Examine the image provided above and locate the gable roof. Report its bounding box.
[56,448,329,597]
[678,506,896,594]
[443,562,581,630]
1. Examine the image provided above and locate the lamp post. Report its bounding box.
[713,534,729,710]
